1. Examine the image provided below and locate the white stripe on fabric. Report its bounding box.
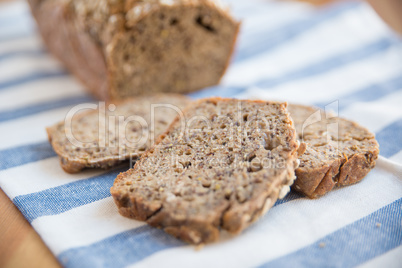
[129,167,402,268]
[376,157,402,179]
[0,76,85,112]
[390,151,402,164]
[0,13,33,41]
[231,0,314,44]
[0,157,105,198]
[236,46,402,105]
[0,54,63,83]
[225,0,308,19]
[0,15,33,34]
[0,106,87,150]
[358,245,402,268]
[32,197,145,255]
[0,35,42,55]
[222,4,390,86]
[235,2,311,36]
[341,90,402,133]
[0,0,27,21]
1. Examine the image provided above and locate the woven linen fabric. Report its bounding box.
[0,0,401,267]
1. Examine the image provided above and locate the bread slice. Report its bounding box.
[47,94,190,173]
[111,98,300,244]
[28,0,239,100]
[288,104,379,199]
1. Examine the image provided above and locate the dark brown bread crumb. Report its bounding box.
[111,97,300,244]
[47,94,190,173]
[28,0,240,100]
[288,104,379,199]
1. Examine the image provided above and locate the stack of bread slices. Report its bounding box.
[47,95,379,244]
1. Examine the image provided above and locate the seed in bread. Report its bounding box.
[47,94,190,173]
[288,104,379,199]
[111,98,300,244]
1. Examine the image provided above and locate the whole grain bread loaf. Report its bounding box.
[47,94,190,173]
[28,0,239,100]
[111,98,301,244]
[288,104,379,199]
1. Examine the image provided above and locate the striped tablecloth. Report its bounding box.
[0,0,401,267]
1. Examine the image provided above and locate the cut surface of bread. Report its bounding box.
[288,104,379,199]
[111,98,300,244]
[47,94,190,173]
[28,0,239,100]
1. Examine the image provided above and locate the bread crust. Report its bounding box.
[46,94,190,173]
[288,104,379,199]
[111,97,300,244]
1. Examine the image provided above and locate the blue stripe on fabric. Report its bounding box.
[0,95,94,123]
[258,197,402,268]
[375,119,402,158]
[13,167,126,222]
[0,70,68,91]
[315,75,402,110]
[191,38,397,99]
[0,48,46,61]
[58,225,184,268]
[234,1,360,63]
[0,141,56,171]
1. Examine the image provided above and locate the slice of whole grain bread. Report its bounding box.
[288,104,379,199]
[111,97,300,244]
[47,94,190,173]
